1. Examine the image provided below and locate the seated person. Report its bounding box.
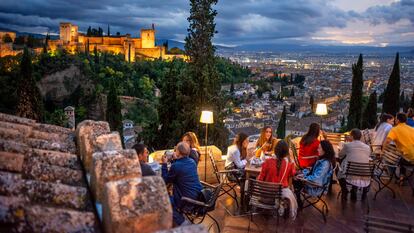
[161,142,202,226]
[255,126,278,158]
[132,143,156,176]
[182,131,201,165]
[383,113,414,179]
[293,140,335,208]
[298,123,326,168]
[372,114,394,155]
[337,129,372,200]
[225,132,249,170]
[407,108,414,127]
[257,140,297,219]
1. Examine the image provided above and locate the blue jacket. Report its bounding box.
[302,159,332,196]
[162,156,202,207]
[407,118,414,128]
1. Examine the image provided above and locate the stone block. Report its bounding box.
[0,196,100,233]
[22,157,85,187]
[30,149,81,170]
[26,138,76,154]
[94,132,123,153]
[0,139,30,155]
[76,120,110,171]
[31,130,68,144]
[34,122,73,135]
[0,112,36,126]
[156,225,208,233]
[0,121,32,137]
[0,171,90,211]
[91,149,141,202]
[102,176,172,233]
[0,151,24,172]
[0,127,24,142]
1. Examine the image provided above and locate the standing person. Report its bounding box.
[257,140,297,219]
[383,113,414,179]
[161,142,202,226]
[337,129,372,200]
[255,126,279,158]
[294,140,335,208]
[298,123,326,168]
[407,108,414,127]
[182,132,201,165]
[132,143,156,176]
[372,113,394,154]
[225,133,249,170]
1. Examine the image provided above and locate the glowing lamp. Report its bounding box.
[315,103,328,116]
[200,110,213,181]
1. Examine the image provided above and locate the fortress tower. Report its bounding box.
[60,23,78,44]
[140,27,155,49]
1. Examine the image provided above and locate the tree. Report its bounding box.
[361,91,377,129]
[87,26,92,36]
[107,25,110,36]
[276,106,286,139]
[106,80,122,134]
[290,87,295,97]
[230,78,234,94]
[382,53,400,116]
[2,34,13,43]
[411,92,414,109]
[347,54,364,130]
[43,33,50,54]
[309,95,314,112]
[16,47,43,121]
[289,103,296,113]
[185,0,227,149]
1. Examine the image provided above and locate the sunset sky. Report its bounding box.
[0,0,413,47]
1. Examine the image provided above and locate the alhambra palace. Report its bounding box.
[0,22,185,61]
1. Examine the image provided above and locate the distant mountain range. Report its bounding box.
[2,28,413,55]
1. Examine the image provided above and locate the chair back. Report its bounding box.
[248,178,282,208]
[362,129,373,146]
[381,144,402,166]
[325,132,346,146]
[345,161,375,178]
[205,183,223,211]
[208,149,221,182]
[287,138,302,170]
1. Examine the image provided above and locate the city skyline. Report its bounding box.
[0,0,413,48]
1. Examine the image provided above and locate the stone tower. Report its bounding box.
[60,23,78,44]
[140,28,155,49]
[64,106,75,130]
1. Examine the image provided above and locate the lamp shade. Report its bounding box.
[315,103,328,116]
[200,111,214,124]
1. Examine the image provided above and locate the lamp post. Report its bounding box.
[200,110,213,182]
[315,103,328,130]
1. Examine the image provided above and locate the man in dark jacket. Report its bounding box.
[161,142,202,226]
[132,143,156,176]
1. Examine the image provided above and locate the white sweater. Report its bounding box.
[225,145,247,169]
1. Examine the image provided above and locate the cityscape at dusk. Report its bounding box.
[0,0,413,233]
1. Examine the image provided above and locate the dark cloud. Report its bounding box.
[0,0,412,46]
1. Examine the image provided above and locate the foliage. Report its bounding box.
[361,91,377,129]
[276,106,286,139]
[216,57,250,84]
[44,109,68,127]
[347,54,364,130]
[382,53,400,116]
[169,47,185,54]
[16,47,43,121]
[106,80,123,134]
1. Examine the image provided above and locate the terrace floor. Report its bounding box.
[200,180,414,233]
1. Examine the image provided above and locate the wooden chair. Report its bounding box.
[337,161,375,199]
[364,215,414,232]
[208,149,241,207]
[373,144,403,200]
[325,132,346,146]
[246,178,283,233]
[180,181,223,232]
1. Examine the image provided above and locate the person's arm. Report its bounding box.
[338,143,347,159]
[383,129,396,152]
[304,161,330,186]
[161,162,177,184]
[257,160,268,181]
[230,148,246,169]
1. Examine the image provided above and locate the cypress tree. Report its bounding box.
[107,25,110,36]
[361,91,377,129]
[277,106,286,139]
[411,92,414,109]
[87,26,92,36]
[382,52,400,116]
[290,87,295,97]
[309,95,314,112]
[230,79,234,94]
[347,54,364,130]
[16,47,43,121]
[106,80,122,134]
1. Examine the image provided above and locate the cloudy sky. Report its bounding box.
[0,0,413,47]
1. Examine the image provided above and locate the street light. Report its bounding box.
[200,110,213,182]
[315,103,328,130]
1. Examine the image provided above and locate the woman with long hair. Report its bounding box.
[298,123,325,168]
[255,126,278,158]
[372,113,394,154]
[294,140,335,208]
[257,140,297,219]
[225,133,249,169]
[182,132,201,164]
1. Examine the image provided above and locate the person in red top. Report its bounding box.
[298,123,327,168]
[258,140,296,188]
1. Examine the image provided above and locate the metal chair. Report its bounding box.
[180,181,223,232]
[208,149,241,207]
[373,144,402,200]
[337,161,376,200]
[364,215,413,232]
[246,178,283,233]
